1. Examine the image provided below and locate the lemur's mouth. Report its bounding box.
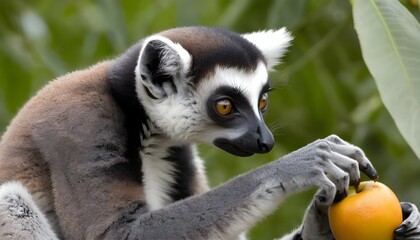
[229,145,255,157]
[213,138,255,157]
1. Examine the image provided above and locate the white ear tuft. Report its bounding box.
[242,27,293,69]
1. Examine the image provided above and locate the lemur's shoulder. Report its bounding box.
[1,60,114,140]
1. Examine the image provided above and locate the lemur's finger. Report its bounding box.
[402,202,416,220]
[313,171,337,207]
[395,202,420,238]
[313,188,335,214]
[325,134,346,145]
[316,157,350,203]
[329,152,360,186]
[395,227,420,239]
[327,139,378,180]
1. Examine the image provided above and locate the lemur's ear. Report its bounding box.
[136,36,191,99]
[242,27,293,70]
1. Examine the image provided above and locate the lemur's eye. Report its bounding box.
[259,93,268,111]
[215,99,233,116]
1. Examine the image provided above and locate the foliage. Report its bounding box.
[0,0,420,239]
[353,0,420,159]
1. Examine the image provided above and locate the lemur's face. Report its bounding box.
[195,63,273,156]
[135,27,292,157]
[137,64,273,157]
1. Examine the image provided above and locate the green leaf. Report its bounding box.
[353,0,420,159]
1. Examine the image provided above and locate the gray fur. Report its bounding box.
[0,27,419,240]
[0,182,58,240]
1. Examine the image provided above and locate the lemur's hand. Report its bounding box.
[277,135,378,240]
[394,202,420,239]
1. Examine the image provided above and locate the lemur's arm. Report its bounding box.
[35,123,375,240]
[1,135,420,239]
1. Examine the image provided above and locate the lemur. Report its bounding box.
[0,26,419,240]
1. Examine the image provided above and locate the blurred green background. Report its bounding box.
[1,0,419,239]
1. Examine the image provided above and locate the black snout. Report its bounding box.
[256,125,274,153]
[257,139,269,153]
[213,121,274,157]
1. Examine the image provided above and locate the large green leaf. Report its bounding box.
[353,0,420,159]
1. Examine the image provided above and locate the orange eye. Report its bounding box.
[259,93,268,111]
[215,99,233,116]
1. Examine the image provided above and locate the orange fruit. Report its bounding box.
[329,181,403,240]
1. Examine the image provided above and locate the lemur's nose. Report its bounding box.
[257,139,269,153]
[256,124,274,153]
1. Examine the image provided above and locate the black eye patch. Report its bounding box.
[206,86,254,127]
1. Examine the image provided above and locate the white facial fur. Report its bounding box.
[194,62,269,144]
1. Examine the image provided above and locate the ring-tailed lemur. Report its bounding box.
[0,26,419,240]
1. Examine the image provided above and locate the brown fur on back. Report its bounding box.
[0,60,130,236]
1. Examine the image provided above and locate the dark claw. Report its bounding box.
[395,224,407,234]
[351,178,361,189]
[363,165,378,180]
[318,195,327,203]
[333,190,347,203]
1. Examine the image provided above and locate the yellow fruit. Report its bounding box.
[329,181,403,240]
